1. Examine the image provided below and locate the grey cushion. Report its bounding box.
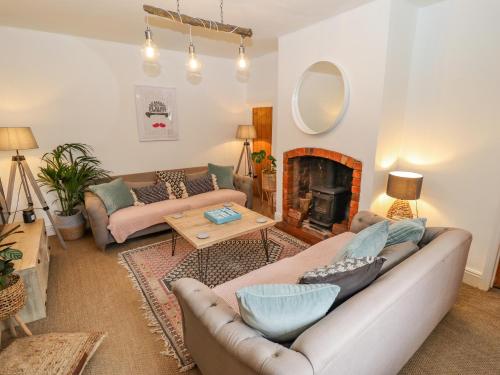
[378,241,420,276]
[132,182,169,204]
[185,174,215,196]
[208,163,234,189]
[299,256,386,307]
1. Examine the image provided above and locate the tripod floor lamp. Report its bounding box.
[235,125,257,177]
[0,127,66,248]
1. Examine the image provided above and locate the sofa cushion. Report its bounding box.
[236,284,340,342]
[386,218,427,246]
[213,232,355,311]
[378,241,420,276]
[132,182,169,205]
[186,189,246,209]
[208,163,234,189]
[156,170,188,199]
[336,220,389,261]
[185,173,217,196]
[88,178,134,215]
[299,256,386,307]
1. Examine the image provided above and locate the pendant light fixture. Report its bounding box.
[142,18,159,63]
[237,36,249,72]
[186,26,202,75]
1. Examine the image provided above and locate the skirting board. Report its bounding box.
[463,267,488,290]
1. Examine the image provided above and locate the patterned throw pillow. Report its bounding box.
[185,173,219,196]
[131,182,169,205]
[299,256,386,307]
[155,170,188,199]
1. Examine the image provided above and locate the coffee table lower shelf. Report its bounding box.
[171,227,271,284]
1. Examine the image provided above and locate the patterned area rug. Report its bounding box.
[118,228,308,371]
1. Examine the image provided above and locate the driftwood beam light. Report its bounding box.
[143,4,253,38]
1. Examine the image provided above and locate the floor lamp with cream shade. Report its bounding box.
[235,125,257,177]
[0,127,66,248]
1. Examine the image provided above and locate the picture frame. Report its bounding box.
[134,85,178,141]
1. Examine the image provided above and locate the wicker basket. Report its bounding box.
[0,274,26,320]
[262,172,276,192]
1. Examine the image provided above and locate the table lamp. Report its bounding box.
[235,125,257,177]
[0,127,66,247]
[386,171,423,219]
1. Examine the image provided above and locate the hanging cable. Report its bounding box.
[220,0,224,24]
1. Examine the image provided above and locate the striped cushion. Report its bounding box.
[185,174,217,196]
[132,183,169,205]
[386,218,427,246]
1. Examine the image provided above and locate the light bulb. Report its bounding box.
[237,44,249,72]
[186,43,202,75]
[142,27,159,63]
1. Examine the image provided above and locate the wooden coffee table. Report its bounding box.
[164,202,275,283]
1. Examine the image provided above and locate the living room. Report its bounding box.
[0,0,499,374]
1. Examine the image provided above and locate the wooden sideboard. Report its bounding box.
[0,220,49,330]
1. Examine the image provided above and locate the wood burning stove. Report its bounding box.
[310,186,350,229]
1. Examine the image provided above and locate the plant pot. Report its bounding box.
[54,209,85,241]
[0,274,26,320]
[262,171,276,192]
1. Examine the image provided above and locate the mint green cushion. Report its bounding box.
[88,178,134,215]
[337,220,389,261]
[236,284,340,342]
[208,163,234,190]
[386,218,427,246]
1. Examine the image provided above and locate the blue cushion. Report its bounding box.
[208,163,234,190]
[337,220,389,261]
[386,218,427,246]
[236,284,340,342]
[88,178,134,215]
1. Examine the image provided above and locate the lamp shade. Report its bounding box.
[236,125,256,140]
[0,127,39,151]
[386,171,423,200]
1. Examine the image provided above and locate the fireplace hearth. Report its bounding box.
[283,148,362,239]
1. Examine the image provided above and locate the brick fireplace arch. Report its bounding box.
[283,147,362,236]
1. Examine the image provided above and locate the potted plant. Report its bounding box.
[0,225,25,321]
[251,149,277,195]
[38,143,109,240]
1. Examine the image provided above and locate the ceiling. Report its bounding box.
[0,0,376,58]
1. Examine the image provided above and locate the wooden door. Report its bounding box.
[252,107,273,196]
[494,245,500,288]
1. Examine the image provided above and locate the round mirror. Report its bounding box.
[292,61,349,134]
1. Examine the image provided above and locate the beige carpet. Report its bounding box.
[1,232,499,375]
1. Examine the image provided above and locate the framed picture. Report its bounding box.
[135,85,178,141]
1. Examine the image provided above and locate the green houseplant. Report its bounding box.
[0,225,23,290]
[38,143,109,240]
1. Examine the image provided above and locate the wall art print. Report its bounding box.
[135,85,178,141]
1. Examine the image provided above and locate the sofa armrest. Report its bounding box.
[233,174,253,209]
[173,278,313,375]
[84,191,111,250]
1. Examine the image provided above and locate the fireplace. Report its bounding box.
[282,148,362,239]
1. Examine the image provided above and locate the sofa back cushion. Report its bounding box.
[378,241,420,276]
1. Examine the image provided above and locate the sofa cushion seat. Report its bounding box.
[186,188,246,209]
[213,232,355,311]
[107,188,247,243]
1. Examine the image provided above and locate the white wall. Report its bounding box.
[397,0,500,289]
[245,52,278,109]
[275,0,392,219]
[0,27,249,223]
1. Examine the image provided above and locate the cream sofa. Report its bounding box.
[84,166,252,250]
[173,211,472,375]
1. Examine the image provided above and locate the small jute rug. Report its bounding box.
[118,228,308,371]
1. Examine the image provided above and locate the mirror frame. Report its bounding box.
[291,60,350,135]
